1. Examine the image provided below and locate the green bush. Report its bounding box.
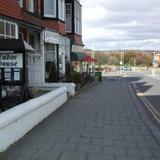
[71,72,82,84]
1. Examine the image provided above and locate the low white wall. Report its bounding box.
[0,87,67,153]
[34,83,76,96]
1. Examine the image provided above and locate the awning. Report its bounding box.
[81,56,97,62]
[23,40,35,51]
[71,52,86,61]
[0,39,34,52]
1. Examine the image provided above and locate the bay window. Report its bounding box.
[0,19,18,39]
[44,0,56,18]
[58,0,65,21]
[28,0,34,12]
[75,2,82,35]
[16,0,23,8]
[66,3,72,32]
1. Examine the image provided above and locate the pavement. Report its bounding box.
[0,74,160,160]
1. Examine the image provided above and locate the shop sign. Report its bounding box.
[72,45,84,53]
[0,53,23,68]
[45,30,59,44]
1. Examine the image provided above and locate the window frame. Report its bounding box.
[44,0,57,18]
[74,2,82,35]
[17,0,23,8]
[58,0,65,21]
[0,19,18,39]
[65,3,72,32]
[28,0,34,13]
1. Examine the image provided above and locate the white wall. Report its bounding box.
[28,31,45,85]
[0,87,67,153]
[34,83,75,96]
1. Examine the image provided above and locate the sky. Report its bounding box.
[81,0,160,50]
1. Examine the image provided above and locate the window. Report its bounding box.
[28,0,34,12]
[66,3,72,32]
[45,43,57,81]
[44,0,56,18]
[45,44,56,62]
[0,19,18,39]
[74,2,82,35]
[29,34,35,48]
[17,0,23,8]
[58,0,65,21]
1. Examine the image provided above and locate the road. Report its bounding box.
[0,71,160,160]
[106,70,160,125]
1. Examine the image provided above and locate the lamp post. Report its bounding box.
[120,36,124,73]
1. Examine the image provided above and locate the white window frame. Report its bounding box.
[17,0,23,8]
[28,0,34,13]
[66,3,72,32]
[58,0,65,21]
[0,19,18,39]
[74,2,82,35]
[44,0,57,18]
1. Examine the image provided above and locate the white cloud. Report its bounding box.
[81,0,160,50]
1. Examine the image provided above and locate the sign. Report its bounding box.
[72,45,84,53]
[0,53,23,68]
[44,30,59,44]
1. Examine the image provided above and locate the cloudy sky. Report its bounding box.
[81,0,160,50]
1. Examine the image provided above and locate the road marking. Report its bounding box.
[132,82,160,124]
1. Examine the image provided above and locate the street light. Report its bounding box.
[120,36,124,73]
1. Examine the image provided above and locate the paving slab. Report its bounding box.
[0,77,160,160]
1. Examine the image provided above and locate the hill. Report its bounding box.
[84,50,153,66]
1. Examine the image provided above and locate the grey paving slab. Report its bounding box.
[32,150,60,160]
[88,154,114,160]
[59,152,87,160]
[0,77,160,160]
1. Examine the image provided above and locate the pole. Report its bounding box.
[0,85,2,98]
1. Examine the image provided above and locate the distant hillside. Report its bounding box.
[84,49,153,66]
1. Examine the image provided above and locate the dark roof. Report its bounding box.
[0,39,25,52]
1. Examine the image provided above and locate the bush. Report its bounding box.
[48,62,58,82]
[95,72,103,81]
[71,72,82,84]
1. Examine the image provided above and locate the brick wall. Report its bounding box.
[0,0,22,20]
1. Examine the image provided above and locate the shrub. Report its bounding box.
[49,62,58,82]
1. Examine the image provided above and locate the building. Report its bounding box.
[0,0,72,85]
[65,0,85,72]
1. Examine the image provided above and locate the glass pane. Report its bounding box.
[28,0,34,12]
[0,35,5,38]
[29,34,34,48]
[44,0,55,17]
[0,21,4,34]
[6,23,11,36]
[11,24,16,37]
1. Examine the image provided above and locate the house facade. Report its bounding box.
[0,0,78,85]
[65,0,84,63]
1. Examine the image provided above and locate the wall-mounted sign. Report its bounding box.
[72,45,84,53]
[0,53,23,68]
[44,30,59,44]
